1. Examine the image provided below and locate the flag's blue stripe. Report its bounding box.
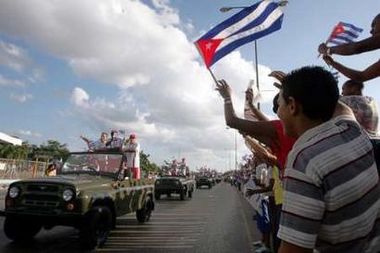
[210,16,283,66]
[230,2,279,36]
[198,1,263,40]
[340,22,364,33]
[329,36,354,44]
[328,40,343,45]
[331,32,359,43]
[344,31,360,38]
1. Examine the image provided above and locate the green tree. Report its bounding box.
[140,150,160,176]
[35,140,70,161]
[0,140,69,162]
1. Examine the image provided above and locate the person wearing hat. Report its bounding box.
[122,134,140,180]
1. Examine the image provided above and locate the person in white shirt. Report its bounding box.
[122,134,140,179]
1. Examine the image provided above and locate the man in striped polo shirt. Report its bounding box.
[276,66,380,253]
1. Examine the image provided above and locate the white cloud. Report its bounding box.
[0,40,29,72]
[19,130,42,138]
[9,93,33,103]
[0,0,278,170]
[0,74,25,88]
[70,87,90,107]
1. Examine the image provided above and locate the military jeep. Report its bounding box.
[154,175,195,200]
[195,176,213,189]
[3,150,154,250]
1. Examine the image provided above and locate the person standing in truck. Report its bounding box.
[122,134,140,179]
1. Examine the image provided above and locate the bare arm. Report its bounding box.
[323,55,380,82]
[245,135,278,166]
[80,135,91,144]
[318,34,380,55]
[279,241,313,253]
[246,178,274,196]
[246,90,270,121]
[216,80,278,146]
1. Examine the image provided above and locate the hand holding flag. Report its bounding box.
[318,21,363,56]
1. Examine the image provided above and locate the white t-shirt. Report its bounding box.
[124,142,140,168]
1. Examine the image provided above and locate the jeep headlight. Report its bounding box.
[8,186,20,198]
[62,189,75,201]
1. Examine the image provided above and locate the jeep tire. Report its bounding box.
[4,215,42,242]
[136,197,153,223]
[180,190,185,200]
[79,206,112,250]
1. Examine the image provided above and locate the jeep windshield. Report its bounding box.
[60,152,124,177]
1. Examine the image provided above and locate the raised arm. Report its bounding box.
[322,55,380,82]
[215,79,278,147]
[245,89,270,121]
[244,135,278,166]
[80,135,91,144]
[318,34,380,56]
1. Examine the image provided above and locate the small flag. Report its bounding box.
[327,22,363,45]
[194,0,284,68]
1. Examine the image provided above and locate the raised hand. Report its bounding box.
[269,70,286,83]
[215,79,232,101]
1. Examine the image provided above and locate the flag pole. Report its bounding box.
[318,24,338,58]
[254,40,260,110]
[207,68,219,86]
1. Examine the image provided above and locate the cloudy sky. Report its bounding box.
[0,0,379,172]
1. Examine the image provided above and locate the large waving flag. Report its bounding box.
[194,0,284,68]
[327,22,363,45]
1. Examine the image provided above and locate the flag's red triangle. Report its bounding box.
[195,39,224,68]
[330,22,345,39]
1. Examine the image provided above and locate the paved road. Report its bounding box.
[0,182,260,253]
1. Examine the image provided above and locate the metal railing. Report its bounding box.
[0,158,49,179]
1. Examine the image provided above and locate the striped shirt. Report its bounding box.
[278,115,380,253]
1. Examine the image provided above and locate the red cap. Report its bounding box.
[130,134,136,139]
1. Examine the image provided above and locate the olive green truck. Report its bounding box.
[2,150,155,250]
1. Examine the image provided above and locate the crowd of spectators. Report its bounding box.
[215,13,380,253]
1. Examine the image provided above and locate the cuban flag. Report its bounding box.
[194,0,284,68]
[327,22,363,45]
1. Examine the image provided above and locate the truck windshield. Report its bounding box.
[61,153,123,174]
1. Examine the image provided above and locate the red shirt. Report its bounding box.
[269,120,296,176]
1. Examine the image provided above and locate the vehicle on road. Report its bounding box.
[2,149,155,250]
[195,176,213,189]
[154,175,195,200]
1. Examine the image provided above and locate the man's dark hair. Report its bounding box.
[272,93,279,114]
[344,79,364,91]
[281,66,339,121]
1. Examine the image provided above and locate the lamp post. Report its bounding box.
[224,148,232,171]
[226,127,238,171]
[234,130,237,171]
